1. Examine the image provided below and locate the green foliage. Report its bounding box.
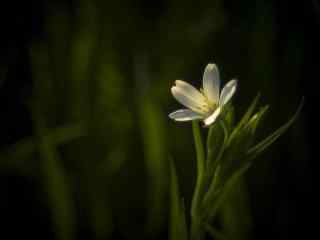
[247,97,304,160]
[188,95,303,240]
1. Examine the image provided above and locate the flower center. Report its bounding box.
[208,101,218,110]
[200,88,218,113]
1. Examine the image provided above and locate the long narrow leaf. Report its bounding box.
[206,121,224,169]
[34,116,75,240]
[169,158,188,240]
[246,105,269,135]
[0,124,85,171]
[139,99,168,236]
[224,105,235,132]
[202,121,229,210]
[207,162,252,221]
[228,93,260,145]
[201,130,251,219]
[247,97,304,160]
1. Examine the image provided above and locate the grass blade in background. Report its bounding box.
[0,124,85,173]
[139,98,168,237]
[169,158,188,240]
[34,114,75,240]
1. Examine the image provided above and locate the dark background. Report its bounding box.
[0,0,317,240]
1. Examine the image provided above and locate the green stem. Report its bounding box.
[190,121,206,239]
[191,121,205,216]
[191,218,205,240]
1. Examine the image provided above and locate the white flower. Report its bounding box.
[169,63,237,126]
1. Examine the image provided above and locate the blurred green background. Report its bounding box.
[0,0,315,240]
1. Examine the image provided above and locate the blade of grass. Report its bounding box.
[206,120,225,170]
[247,105,269,135]
[34,115,75,240]
[247,97,304,160]
[207,162,252,221]
[228,93,260,145]
[0,124,85,170]
[169,158,188,240]
[139,99,168,236]
[203,121,229,209]
[224,105,235,132]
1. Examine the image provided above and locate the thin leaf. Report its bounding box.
[203,121,228,209]
[241,105,269,150]
[203,164,221,205]
[0,124,85,171]
[206,121,225,169]
[224,105,235,132]
[34,115,75,240]
[214,121,252,185]
[169,158,188,240]
[201,122,251,218]
[246,105,269,135]
[201,128,251,218]
[228,93,260,145]
[247,97,304,160]
[139,99,168,236]
[206,162,252,221]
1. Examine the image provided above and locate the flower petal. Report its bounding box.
[203,63,220,103]
[175,80,207,103]
[203,107,221,126]
[219,79,237,106]
[171,86,209,114]
[169,109,204,121]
